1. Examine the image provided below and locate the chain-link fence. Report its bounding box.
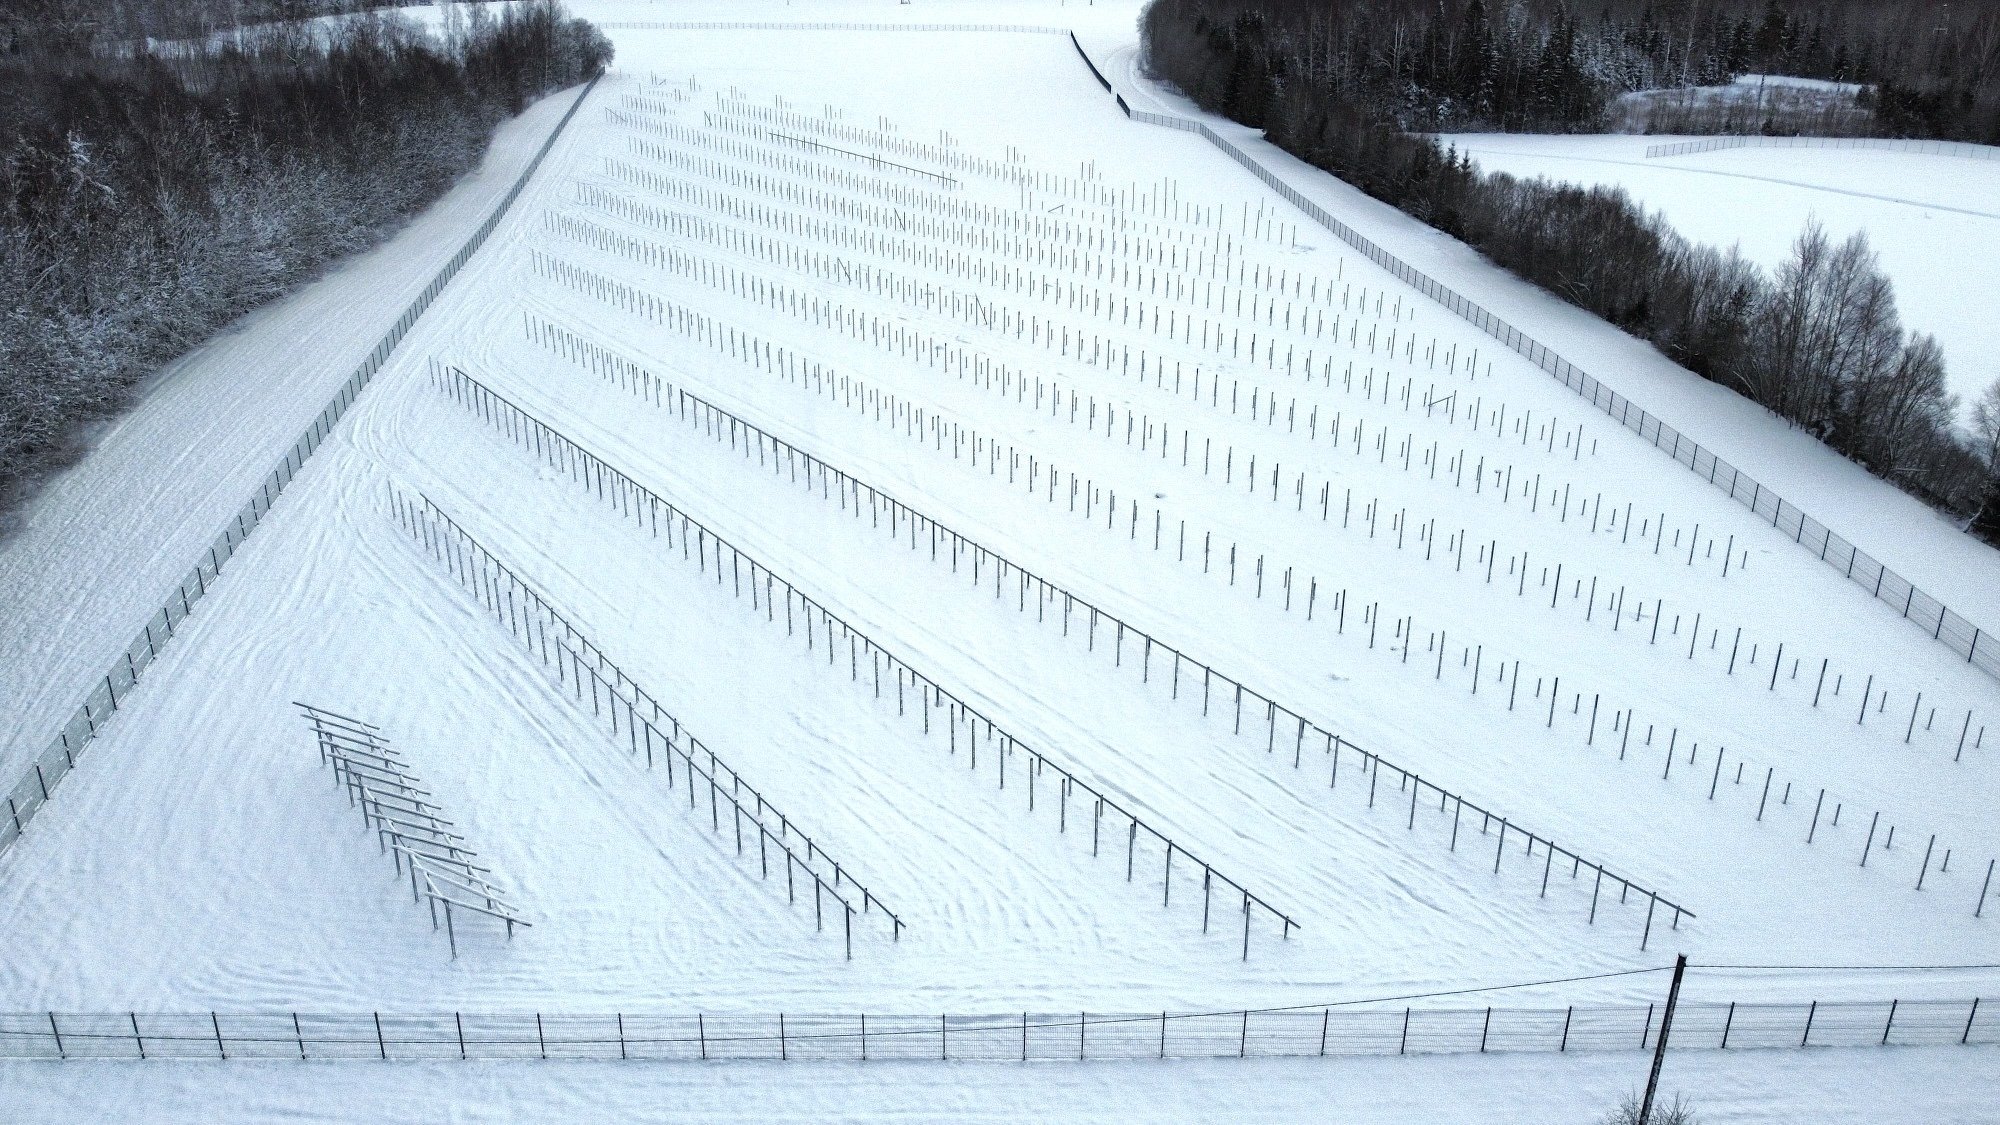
[0,76,602,867]
[1646,136,2000,161]
[3,998,1992,1061]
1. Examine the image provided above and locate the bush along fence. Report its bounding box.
[1066,34,2000,683]
[1644,136,2000,161]
[0,76,603,870]
[387,481,899,959]
[429,363,1299,959]
[2,994,1992,1061]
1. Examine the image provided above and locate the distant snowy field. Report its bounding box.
[1438,132,2000,412]
[1,3,1996,1117]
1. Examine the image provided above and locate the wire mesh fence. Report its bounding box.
[0,77,602,868]
[1645,136,2000,161]
[2,997,1992,1061]
[1070,38,1999,683]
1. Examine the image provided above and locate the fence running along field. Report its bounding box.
[1066,34,2000,682]
[431,363,1300,958]
[2,995,1992,1061]
[388,483,899,958]
[0,77,602,869]
[1645,135,2000,161]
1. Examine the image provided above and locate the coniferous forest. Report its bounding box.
[0,1,611,522]
[1142,0,2000,541]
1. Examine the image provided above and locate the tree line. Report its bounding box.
[0,1,612,525]
[1141,0,2000,139]
[1142,0,2000,544]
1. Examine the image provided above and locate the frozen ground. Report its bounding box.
[2,0,1997,1117]
[1437,131,2000,412]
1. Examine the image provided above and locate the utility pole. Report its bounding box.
[1640,955,1689,1125]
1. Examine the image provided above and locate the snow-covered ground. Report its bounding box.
[3,0,1997,1116]
[7,1044,2000,1124]
[1438,131,2000,412]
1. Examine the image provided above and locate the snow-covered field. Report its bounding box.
[3,0,1998,1115]
[1439,131,2000,411]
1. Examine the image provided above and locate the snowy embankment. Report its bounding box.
[0,9,1995,1117]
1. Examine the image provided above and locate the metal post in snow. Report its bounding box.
[1637,955,1688,1125]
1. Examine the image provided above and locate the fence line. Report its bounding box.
[1,995,1991,1061]
[388,482,898,957]
[0,76,602,868]
[1068,36,1999,682]
[1645,135,2000,161]
[1070,30,1114,95]
[430,363,1301,957]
